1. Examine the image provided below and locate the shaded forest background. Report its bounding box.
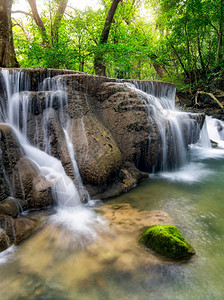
[1,0,224,94]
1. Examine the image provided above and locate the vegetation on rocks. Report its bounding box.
[139,225,195,260]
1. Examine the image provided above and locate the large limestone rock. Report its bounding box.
[0,70,205,203]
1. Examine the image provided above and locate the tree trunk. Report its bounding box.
[170,43,189,79]
[94,0,121,76]
[216,0,223,64]
[52,0,68,45]
[0,0,19,67]
[27,0,49,46]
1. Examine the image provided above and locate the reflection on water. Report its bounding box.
[1,148,224,299]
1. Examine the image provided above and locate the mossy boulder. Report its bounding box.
[139,225,195,260]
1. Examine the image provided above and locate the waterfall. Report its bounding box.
[124,81,202,172]
[0,69,214,193]
[0,69,108,251]
[0,69,83,208]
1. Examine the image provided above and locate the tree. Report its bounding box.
[0,0,19,67]
[148,0,224,89]
[12,0,68,68]
[94,0,121,75]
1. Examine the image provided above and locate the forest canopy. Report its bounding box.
[4,0,224,90]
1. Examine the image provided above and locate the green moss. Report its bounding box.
[139,225,195,260]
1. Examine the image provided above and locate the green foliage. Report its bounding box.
[12,0,223,88]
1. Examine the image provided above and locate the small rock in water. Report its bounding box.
[139,225,195,260]
[210,139,218,148]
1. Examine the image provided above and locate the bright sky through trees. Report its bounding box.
[13,0,102,12]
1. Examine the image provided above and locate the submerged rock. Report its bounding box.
[14,217,39,244]
[139,225,195,260]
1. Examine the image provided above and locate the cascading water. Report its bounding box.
[0,69,105,250]
[125,81,203,171]
[125,80,224,182]
[0,69,82,207]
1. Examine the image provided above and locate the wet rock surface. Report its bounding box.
[0,214,39,246]
[0,125,24,202]
[0,228,10,251]
[0,197,20,218]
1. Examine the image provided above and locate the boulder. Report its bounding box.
[0,124,24,201]
[0,214,39,246]
[70,115,122,185]
[26,175,53,209]
[100,82,150,170]
[14,217,39,244]
[0,214,16,243]
[0,70,206,205]
[139,225,195,260]
[0,197,20,217]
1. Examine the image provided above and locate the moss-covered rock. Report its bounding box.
[139,225,195,260]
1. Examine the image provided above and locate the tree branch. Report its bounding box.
[195,91,223,109]
[11,10,33,17]
[27,0,49,46]
[52,0,68,43]
[12,19,31,41]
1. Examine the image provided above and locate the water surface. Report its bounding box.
[0,146,224,300]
